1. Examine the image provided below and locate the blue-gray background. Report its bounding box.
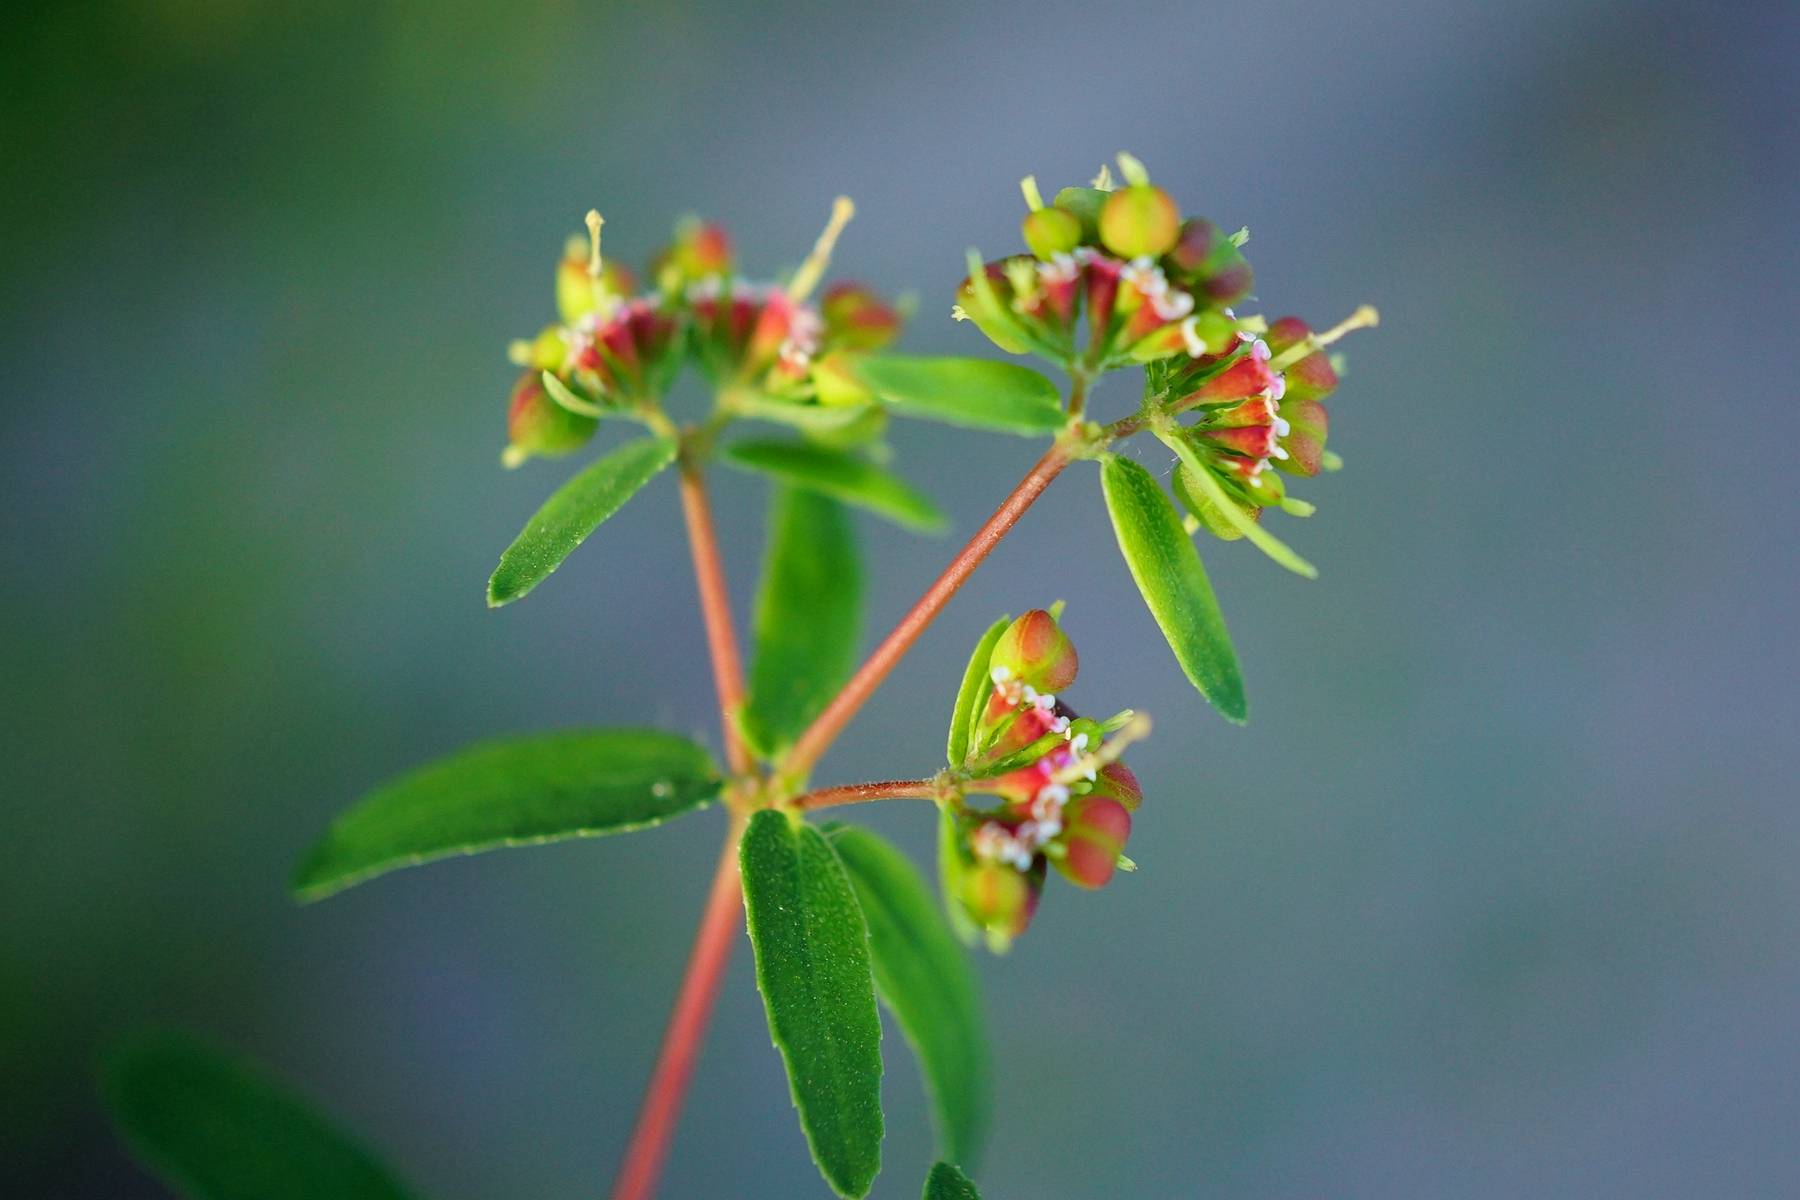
[5,0,1796,1196]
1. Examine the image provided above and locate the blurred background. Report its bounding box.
[4,0,1796,1195]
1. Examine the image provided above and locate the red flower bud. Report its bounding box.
[1089,762,1143,812]
[1264,316,1340,403]
[1165,218,1253,306]
[989,609,1078,693]
[1276,398,1328,477]
[819,282,902,352]
[504,370,597,467]
[650,218,734,291]
[1053,795,1131,889]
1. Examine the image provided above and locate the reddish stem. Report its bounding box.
[780,443,1072,780]
[795,778,938,811]
[608,816,746,1200]
[677,463,753,776]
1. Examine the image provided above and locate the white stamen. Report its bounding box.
[1152,288,1195,322]
[1180,316,1207,358]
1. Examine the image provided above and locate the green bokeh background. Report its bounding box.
[5,1,1795,1195]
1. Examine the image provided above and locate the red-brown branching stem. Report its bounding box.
[609,455,755,1200]
[778,442,1073,781]
[676,461,753,777]
[794,778,939,811]
[608,813,747,1200]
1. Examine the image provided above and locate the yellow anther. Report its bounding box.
[1090,163,1115,191]
[787,195,855,303]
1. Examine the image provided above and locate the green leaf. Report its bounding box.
[946,615,1011,767]
[828,826,989,1167]
[854,355,1066,435]
[102,1032,418,1200]
[741,810,884,1198]
[1157,430,1318,579]
[724,439,945,533]
[922,1162,982,1200]
[743,487,862,755]
[733,392,876,433]
[293,730,719,900]
[487,436,676,606]
[1099,454,1249,723]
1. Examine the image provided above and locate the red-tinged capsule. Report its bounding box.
[504,370,596,467]
[1053,796,1132,889]
[990,609,1078,693]
[820,282,902,352]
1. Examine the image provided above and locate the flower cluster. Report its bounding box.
[944,610,1143,952]
[1164,307,1375,537]
[954,154,1255,371]
[502,203,903,466]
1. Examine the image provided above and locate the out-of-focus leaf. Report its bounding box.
[740,811,884,1198]
[853,355,1065,435]
[724,439,944,532]
[1100,454,1248,722]
[733,393,876,433]
[487,436,676,605]
[922,1161,982,1200]
[828,826,989,1166]
[293,730,718,900]
[743,487,862,755]
[103,1032,418,1200]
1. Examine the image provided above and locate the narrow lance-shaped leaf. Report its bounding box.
[293,730,719,900]
[853,355,1066,436]
[742,487,862,756]
[1100,454,1248,723]
[923,1161,982,1200]
[740,810,884,1198]
[487,436,677,606]
[947,614,1011,767]
[103,1032,419,1200]
[723,439,945,533]
[938,803,979,946]
[827,826,989,1167]
[1157,429,1318,579]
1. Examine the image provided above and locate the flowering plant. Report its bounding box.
[104,156,1375,1200]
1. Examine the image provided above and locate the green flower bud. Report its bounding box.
[1022,206,1083,260]
[556,235,638,325]
[1099,185,1180,259]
